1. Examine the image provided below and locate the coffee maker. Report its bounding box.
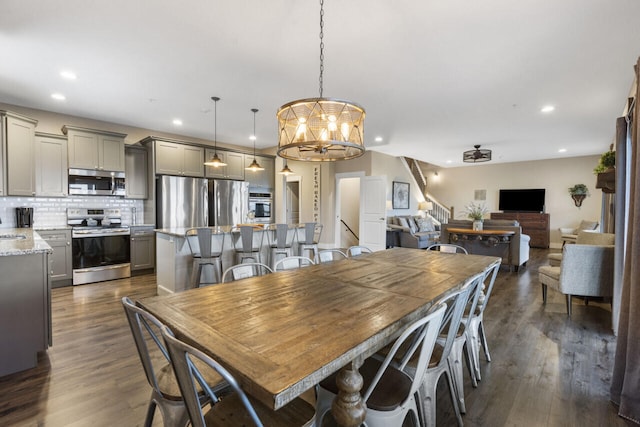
[16,207,33,228]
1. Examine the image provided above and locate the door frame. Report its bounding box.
[334,171,365,247]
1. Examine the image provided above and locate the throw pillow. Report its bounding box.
[406,217,418,233]
[416,217,435,232]
[397,217,409,229]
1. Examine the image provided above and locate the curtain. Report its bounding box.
[611,57,640,424]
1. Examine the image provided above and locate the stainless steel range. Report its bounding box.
[67,208,131,285]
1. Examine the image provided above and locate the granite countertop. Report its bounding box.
[34,226,72,231]
[0,228,53,257]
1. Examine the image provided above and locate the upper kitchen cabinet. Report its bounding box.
[154,140,204,177]
[35,132,68,197]
[244,155,275,190]
[1,110,38,197]
[125,145,148,199]
[205,149,245,180]
[62,125,126,172]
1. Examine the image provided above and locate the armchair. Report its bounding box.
[548,231,614,266]
[538,243,614,317]
[560,220,599,247]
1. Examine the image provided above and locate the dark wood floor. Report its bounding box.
[0,249,631,426]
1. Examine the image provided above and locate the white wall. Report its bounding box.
[426,155,602,247]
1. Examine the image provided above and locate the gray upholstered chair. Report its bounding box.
[548,231,614,266]
[560,219,599,247]
[538,243,614,317]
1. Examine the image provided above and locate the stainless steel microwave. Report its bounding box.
[68,168,126,196]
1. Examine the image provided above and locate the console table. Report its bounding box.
[447,227,516,270]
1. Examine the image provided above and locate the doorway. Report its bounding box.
[285,178,300,224]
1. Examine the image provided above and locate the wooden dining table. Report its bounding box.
[137,247,499,427]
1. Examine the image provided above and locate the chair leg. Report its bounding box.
[566,295,572,317]
[143,398,156,427]
[479,321,491,363]
[541,283,547,304]
[444,364,464,426]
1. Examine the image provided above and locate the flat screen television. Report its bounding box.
[499,189,545,212]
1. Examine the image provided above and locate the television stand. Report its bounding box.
[491,212,549,248]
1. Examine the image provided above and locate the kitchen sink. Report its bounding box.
[0,234,27,240]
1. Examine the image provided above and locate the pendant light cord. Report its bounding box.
[211,96,220,154]
[251,108,258,159]
[319,0,324,98]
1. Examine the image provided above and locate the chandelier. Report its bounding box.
[204,96,227,167]
[276,0,365,162]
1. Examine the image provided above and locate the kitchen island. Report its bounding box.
[0,228,52,376]
[155,225,273,294]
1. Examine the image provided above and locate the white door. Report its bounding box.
[359,176,387,251]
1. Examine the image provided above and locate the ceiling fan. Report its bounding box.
[463,144,492,163]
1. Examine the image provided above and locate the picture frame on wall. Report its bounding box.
[392,181,410,209]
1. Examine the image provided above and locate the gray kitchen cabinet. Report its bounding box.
[155,140,204,177]
[125,146,148,199]
[62,125,126,172]
[244,155,275,190]
[37,229,72,287]
[35,133,68,197]
[1,111,38,196]
[130,226,155,271]
[205,149,245,180]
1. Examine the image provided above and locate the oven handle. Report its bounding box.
[73,265,129,274]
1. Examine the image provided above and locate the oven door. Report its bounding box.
[72,234,131,285]
[249,199,272,220]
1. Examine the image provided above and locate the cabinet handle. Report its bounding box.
[66,242,70,246]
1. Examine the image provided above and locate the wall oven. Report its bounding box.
[68,208,131,285]
[248,191,272,224]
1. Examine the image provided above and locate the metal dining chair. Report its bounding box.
[346,245,373,257]
[161,325,315,427]
[273,256,315,271]
[426,243,468,254]
[318,249,347,263]
[316,303,447,426]
[221,262,273,283]
[297,223,323,263]
[121,297,228,427]
[185,228,225,288]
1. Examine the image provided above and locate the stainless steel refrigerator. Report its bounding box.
[208,179,249,226]
[156,175,208,229]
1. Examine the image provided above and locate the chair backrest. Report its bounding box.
[426,243,468,254]
[233,225,264,253]
[559,244,615,297]
[363,303,447,405]
[121,296,169,394]
[347,246,372,257]
[161,325,265,427]
[576,231,615,245]
[318,249,347,263]
[476,259,501,315]
[267,224,295,249]
[186,228,225,258]
[274,256,315,271]
[298,222,323,245]
[222,263,273,283]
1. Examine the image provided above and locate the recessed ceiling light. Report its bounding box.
[374,136,383,142]
[51,93,66,101]
[249,135,256,141]
[172,119,183,126]
[60,71,77,80]
[541,105,555,113]
[558,148,567,153]
[446,160,452,164]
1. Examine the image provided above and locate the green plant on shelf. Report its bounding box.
[594,149,615,174]
[568,184,589,196]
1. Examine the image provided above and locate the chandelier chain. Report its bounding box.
[319,0,324,98]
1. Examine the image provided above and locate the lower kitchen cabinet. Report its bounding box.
[37,229,72,287]
[131,226,155,272]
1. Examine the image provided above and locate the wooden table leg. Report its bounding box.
[331,365,366,427]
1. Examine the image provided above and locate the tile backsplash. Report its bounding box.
[0,196,145,228]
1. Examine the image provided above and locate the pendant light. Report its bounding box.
[279,159,294,175]
[245,108,264,171]
[204,96,227,167]
[276,0,365,162]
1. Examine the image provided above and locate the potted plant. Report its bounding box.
[568,184,589,207]
[594,149,615,174]
[462,202,488,230]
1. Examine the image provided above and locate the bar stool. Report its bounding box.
[266,224,296,270]
[232,225,264,265]
[297,223,322,263]
[185,228,225,288]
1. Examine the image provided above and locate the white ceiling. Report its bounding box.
[2,0,639,167]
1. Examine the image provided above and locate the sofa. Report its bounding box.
[387,215,441,249]
[440,219,530,271]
